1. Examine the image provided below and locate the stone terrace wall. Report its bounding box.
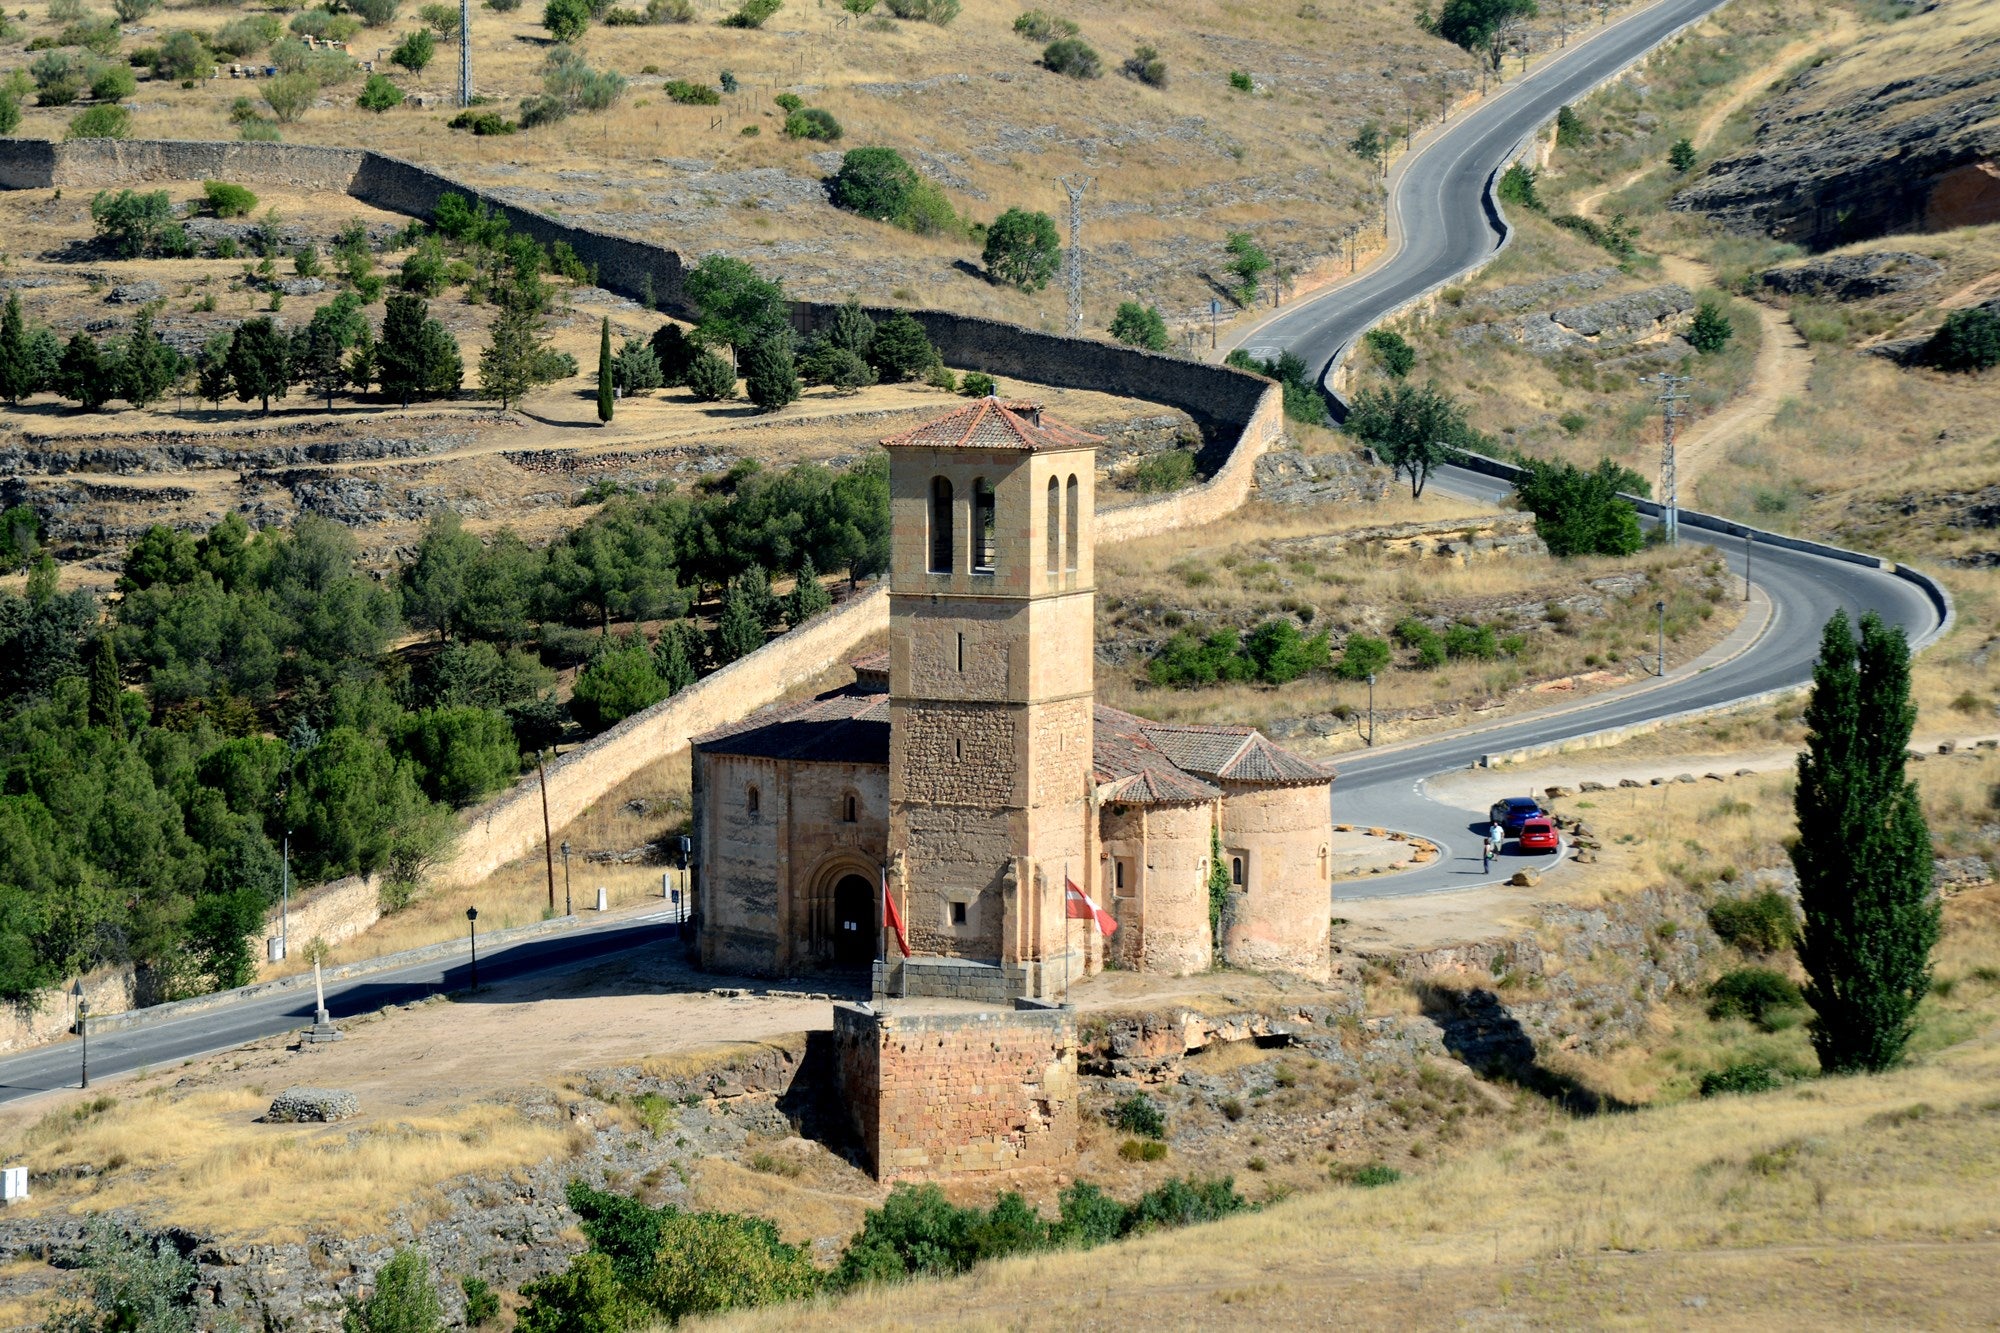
[272,872,383,952]
[0,967,140,1056]
[37,140,366,191]
[435,585,889,890]
[832,1001,1078,1181]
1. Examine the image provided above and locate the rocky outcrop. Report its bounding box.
[1252,446,1390,505]
[1760,251,1943,301]
[1455,284,1692,355]
[1672,57,2000,249]
[1863,294,2000,366]
[264,1088,358,1122]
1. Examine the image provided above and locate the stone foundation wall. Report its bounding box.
[1099,799,1215,975]
[1220,781,1333,980]
[0,968,143,1056]
[831,1001,1077,1181]
[268,873,382,957]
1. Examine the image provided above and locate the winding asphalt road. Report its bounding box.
[1226,0,1950,895]
[0,0,1946,1099]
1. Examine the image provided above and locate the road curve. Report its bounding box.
[1244,0,1734,379]
[1231,0,1948,895]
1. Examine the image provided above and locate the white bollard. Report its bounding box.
[267,936,285,963]
[595,886,608,912]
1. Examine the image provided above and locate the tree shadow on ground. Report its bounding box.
[1411,979,1633,1115]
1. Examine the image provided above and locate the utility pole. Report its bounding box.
[1056,175,1090,336]
[1644,373,1691,544]
[457,0,471,107]
[538,748,556,915]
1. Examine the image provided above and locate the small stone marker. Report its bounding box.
[266,1087,358,1123]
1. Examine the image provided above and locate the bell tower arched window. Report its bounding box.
[1064,475,1080,573]
[929,477,954,574]
[1046,476,1061,580]
[972,478,996,573]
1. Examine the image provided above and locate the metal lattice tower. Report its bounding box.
[1057,175,1090,335]
[458,0,472,107]
[1645,373,1692,543]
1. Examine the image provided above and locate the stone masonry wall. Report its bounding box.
[1220,781,1333,981]
[1099,798,1215,975]
[832,1001,1077,1181]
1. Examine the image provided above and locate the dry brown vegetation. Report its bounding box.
[0,0,1577,332]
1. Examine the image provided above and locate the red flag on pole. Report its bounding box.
[1065,876,1117,935]
[882,865,911,958]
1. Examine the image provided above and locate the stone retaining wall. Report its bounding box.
[832,1001,1078,1181]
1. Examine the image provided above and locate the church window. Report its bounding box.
[1319,845,1329,880]
[1114,860,1126,890]
[1064,475,1079,572]
[951,901,967,925]
[957,631,964,672]
[972,478,996,572]
[929,477,954,574]
[1046,477,1061,580]
[843,793,858,823]
[746,785,760,817]
[1231,855,1244,887]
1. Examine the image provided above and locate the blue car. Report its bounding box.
[1488,797,1545,834]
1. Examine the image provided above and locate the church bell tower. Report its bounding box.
[879,399,1101,1001]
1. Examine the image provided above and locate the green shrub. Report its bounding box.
[868,313,939,382]
[1393,617,1446,669]
[684,350,736,401]
[1707,966,1805,1028]
[1042,37,1100,77]
[1555,104,1587,148]
[721,0,780,26]
[460,1276,499,1327]
[1112,1092,1165,1140]
[1514,456,1645,558]
[1707,890,1798,953]
[90,62,136,102]
[1927,307,2000,373]
[1011,8,1075,39]
[1363,327,1415,377]
[1700,1060,1784,1095]
[639,1211,820,1320]
[570,640,668,730]
[1109,301,1170,351]
[958,371,995,397]
[1668,136,1696,173]
[1497,162,1542,213]
[1118,1138,1168,1161]
[344,1249,444,1333]
[782,107,841,141]
[542,0,590,39]
[982,207,1060,291]
[66,102,131,139]
[1227,68,1253,91]
[663,78,719,104]
[1688,299,1733,354]
[1443,622,1497,660]
[390,28,434,72]
[262,72,318,122]
[153,31,215,83]
[515,1253,635,1333]
[773,91,803,112]
[1132,448,1196,492]
[1122,43,1165,87]
[352,0,401,25]
[1333,633,1390,680]
[882,0,957,22]
[1335,1163,1402,1187]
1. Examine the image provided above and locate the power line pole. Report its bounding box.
[1057,175,1090,336]
[458,0,471,107]
[1644,373,1691,544]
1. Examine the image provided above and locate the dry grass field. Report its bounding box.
[0,0,1584,332]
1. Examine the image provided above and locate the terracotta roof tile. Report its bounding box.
[1093,706,1222,805]
[1140,721,1333,787]
[878,399,1103,454]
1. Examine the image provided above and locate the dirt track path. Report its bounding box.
[1656,253,1812,486]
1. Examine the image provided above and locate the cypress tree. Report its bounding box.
[87,635,124,735]
[596,316,614,424]
[785,554,832,625]
[1791,609,1940,1074]
[653,620,697,694]
[712,578,766,665]
[0,292,32,405]
[744,330,800,412]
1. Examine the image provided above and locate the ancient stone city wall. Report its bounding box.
[832,1001,1078,1181]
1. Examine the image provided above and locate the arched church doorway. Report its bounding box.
[832,874,875,969]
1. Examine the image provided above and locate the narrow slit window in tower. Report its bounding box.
[929,477,954,574]
[1231,855,1244,887]
[746,785,760,817]
[1046,476,1061,580]
[843,793,857,823]
[956,631,965,672]
[1064,475,1080,573]
[973,478,996,572]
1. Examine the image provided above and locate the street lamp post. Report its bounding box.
[280,829,290,959]
[560,840,572,916]
[1366,672,1377,747]
[466,906,479,988]
[1655,600,1667,678]
[1744,531,1754,601]
[71,980,87,1090]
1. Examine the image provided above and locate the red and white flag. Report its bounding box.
[882,866,911,958]
[1065,877,1118,936]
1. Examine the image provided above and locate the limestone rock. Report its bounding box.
[265,1087,357,1122]
[1508,869,1540,887]
[1252,447,1389,506]
[1760,251,1943,301]
[105,281,164,305]
[1618,778,1642,788]
[1580,780,1607,792]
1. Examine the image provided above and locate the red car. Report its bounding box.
[1517,818,1560,853]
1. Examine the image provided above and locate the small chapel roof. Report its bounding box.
[691,691,890,764]
[878,399,1102,454]
[1093,706,1224,805]
[1137,722,1334,787]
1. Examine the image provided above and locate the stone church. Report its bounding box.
[691,399,1336,1001]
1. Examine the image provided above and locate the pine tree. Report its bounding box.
[1792,609,1940,1074]
[596,316,614,424]
[712,577,767,665]
[479,294,542,410]
[120,306,182,408]
[378,293,431,408]
[195,331,234,409]
[87,635,124,735]
[1688,299,1733,355]
[58,332,111,411]
[744,330,800,412]
[785,554,832,625]
[227,317,291,414]
[1668,136,1696,173]
[0,292,33,405]
[653,620,698,694]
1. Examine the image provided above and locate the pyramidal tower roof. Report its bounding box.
[879,398,1103,453]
